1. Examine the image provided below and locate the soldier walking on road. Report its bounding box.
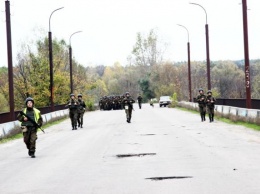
[17,97,43,158]
[206,90,216,122]
[122,92,135,123]
[137,94,143,109]
[77,94,86,128]
[66,94,79,130]
[196,88,207,122]
[150,99,154,107]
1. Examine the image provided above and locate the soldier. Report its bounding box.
[196,88,206,122]
[77,94,86,128]
[150,99,154,107]
[122,92,135,123]
[66,94,79,130]
[206,90,216,122]
[137,94,143,109]
[17,97,43,158]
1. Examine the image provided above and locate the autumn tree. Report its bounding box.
[0,67,9,112]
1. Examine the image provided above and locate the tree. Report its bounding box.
[0,67,9,112]
[211,61,244,98]
[132,29,165,67]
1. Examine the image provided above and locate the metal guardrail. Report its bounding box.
[0,104,67,124]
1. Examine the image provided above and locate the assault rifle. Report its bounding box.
[19,111,45,133]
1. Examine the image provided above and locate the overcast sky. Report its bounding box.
[1,0,260,67]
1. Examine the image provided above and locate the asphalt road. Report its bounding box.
[1,104,260,194]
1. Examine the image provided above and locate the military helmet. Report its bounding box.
[78,94,82,97]
[25,97,34,105]
[70,93,75,97]
[207,90,212,94]
[198,88,204,92]
[125,92,130,95]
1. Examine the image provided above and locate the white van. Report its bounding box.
[159,96,172,107]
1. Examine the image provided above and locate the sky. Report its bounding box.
[1,0,260,67]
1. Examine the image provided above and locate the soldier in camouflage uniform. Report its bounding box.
[77,94,86,128]
[196,88,207,122]
[122,92,135,123]
[137,94,143,109]
[206,90,216,122]
[66,94,79,130]
[17,97,43,158]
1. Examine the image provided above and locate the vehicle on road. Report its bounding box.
[159,96,172,107]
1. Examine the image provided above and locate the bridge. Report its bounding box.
[0,104,259,194]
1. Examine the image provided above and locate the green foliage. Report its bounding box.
[132,29,164,66]
[170,92,178,107]
[86,100,95,111]
[138,78,154,102]
[0,93,9,113]
[0,67,9,112]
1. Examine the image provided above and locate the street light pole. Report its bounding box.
[242,0,251,108]
[5,0,14,120]
[48,7,64,112]
[177,24,192,102]
[190,2,211,90]
[69,31,82,94]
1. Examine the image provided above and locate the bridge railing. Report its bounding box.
[0,104,67,124]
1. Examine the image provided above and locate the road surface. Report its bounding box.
[1,104,260,194]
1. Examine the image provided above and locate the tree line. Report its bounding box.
[0,29,260,113]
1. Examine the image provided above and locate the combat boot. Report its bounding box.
[74,125,77,130]
[28,150,32,156]
[29,150,35,158]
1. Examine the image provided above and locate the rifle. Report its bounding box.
[19,111,45,133]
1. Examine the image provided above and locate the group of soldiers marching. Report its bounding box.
[196,88,216,122]
[66,93,86,130]
[16,88,216,158]
[99,92,143,123]
[99,93,143,111]
[99,95,125,110]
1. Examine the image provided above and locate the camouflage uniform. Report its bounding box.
[122,92,135,123]
[137,95,143,109]
[17,97,43,158]
[196,89,206,122]
[206,90,216,122]
[77,94,86,128]
[66,94,79,130]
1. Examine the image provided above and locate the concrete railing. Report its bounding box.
[0,109,69,140]
[178,101,260,121]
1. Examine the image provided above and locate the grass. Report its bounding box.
[176,106,260,131]
[0,117,68,144]
[216,117,260,131]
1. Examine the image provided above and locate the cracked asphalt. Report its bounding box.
[1,104,260,194]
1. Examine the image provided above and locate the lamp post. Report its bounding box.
[69,31,82,93]
[241,0,251,108]
[190,2,211,90]
[5,0,14,120]
[48,7,64,112]
[177,24,192,102]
